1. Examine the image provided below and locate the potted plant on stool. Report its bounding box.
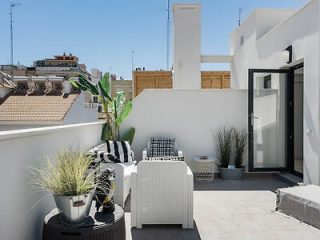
[31,148,106,225]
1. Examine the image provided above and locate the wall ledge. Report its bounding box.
[0,121,104,141]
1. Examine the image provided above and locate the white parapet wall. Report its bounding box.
[64,93,98,124]
[122,89,248,161]
[0,122,104,240]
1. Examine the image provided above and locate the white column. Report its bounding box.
[173,4,201,89]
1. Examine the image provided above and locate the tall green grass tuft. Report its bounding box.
[234,128,248,168]
[31,148,102,196]
[216,127,234,168]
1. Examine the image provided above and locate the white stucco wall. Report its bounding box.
[121,89,247,162]
[231,1,319,89]
[230,9,295,56]
[173,4,201,89]
[230,0,320,184]
[0,122,103,240]
[64,93,98,124]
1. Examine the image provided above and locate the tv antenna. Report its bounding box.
[131,50,134,72]
[238,8,242,26]
[9,2,21,78]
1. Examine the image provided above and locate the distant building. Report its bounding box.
[34,53,90,79]
[111,79,133,101]
[91,68,102,84]
[87,69,103,106]
[0,65,27,76]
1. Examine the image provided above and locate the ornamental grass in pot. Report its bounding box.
[31,148,107,225]
[216,127,248,180]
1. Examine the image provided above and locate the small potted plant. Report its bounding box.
[216,127,247,180]
[216,127,233,179]
[233,128,248,178]
[31,148,106,225]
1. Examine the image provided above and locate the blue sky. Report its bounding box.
[0,0,307,79]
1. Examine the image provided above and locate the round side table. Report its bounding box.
[42,203,125,240]
[190,156,217,181]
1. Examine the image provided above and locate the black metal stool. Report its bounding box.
[42,203,125,240]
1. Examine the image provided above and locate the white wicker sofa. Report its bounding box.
[131,160,193,228]
[89,142,136,207]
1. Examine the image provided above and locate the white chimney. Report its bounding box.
[173,4,201,89]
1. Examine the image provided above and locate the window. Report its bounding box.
[264,75,272,89]
[53,82,62,90]
[36,82,46,90]
[17,82,28,90]
[93,96,98,103]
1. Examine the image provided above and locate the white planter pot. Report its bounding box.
[53,191,94,225]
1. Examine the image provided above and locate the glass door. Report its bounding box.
[292,64,304,177]
[248,69,290,171]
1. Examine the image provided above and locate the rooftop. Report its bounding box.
[0,93,79,122]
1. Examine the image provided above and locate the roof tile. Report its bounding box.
[0,94,79,122]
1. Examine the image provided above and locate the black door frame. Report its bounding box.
[248,68,291,172]
[288,63,304,177]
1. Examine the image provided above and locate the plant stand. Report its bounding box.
[42,203,125,240]
[189,157,217,181]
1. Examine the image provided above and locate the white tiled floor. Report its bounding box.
[124,176,320,240]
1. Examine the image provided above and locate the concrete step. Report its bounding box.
[277,185,320,230]
[278,172,303,185]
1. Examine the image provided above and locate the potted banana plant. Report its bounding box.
[70,74,135,143]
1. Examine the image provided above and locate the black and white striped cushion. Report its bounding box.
[89,141,133,163]
[88,145,113,163]
[105,140,133,163]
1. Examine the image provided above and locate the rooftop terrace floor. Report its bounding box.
[124,175,320,240]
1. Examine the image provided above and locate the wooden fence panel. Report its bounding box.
[133,71,230,96]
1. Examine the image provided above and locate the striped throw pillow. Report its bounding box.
[106,140,133,163]
[88,144,114,163]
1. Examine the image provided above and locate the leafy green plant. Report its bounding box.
[70,74,133,141]
[30,148,106,196]
[216,127,234,168]
[120,127,135,145]
[234,128,248,168]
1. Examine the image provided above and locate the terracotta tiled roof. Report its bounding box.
[0,94,79,122]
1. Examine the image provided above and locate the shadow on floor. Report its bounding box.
[194,175,292,193]
[130,221,201,240]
